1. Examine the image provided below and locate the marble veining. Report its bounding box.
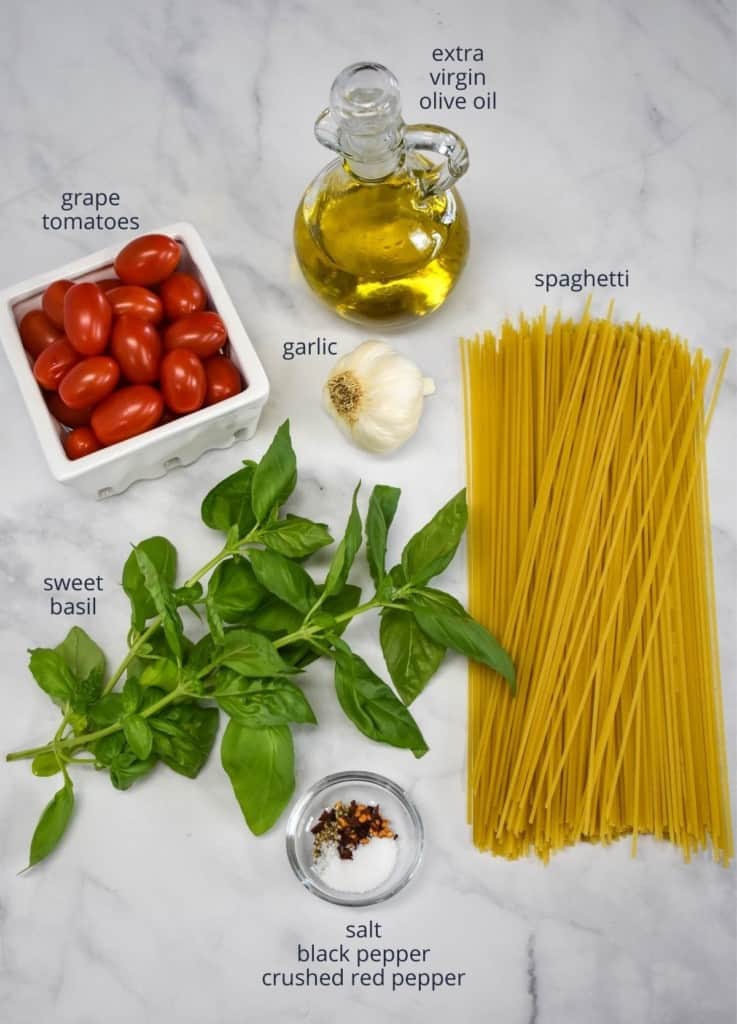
[0,1,735,1022]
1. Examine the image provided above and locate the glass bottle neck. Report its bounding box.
[341,129,405,180]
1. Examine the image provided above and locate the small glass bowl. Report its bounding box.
[285,771,424,907]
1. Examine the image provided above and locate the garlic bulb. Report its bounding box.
[322,340,435,453]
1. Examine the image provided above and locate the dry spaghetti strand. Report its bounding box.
[461,310,732,864]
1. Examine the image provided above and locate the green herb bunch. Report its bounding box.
[6,421,514,868]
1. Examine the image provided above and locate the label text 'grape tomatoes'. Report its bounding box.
[19,310,63,359]
[63,427,101,460]
[59,356,120,410]
[64,282,113,356]
[114,234,180,287]
[160,349,206,414]
[164,311,227,358]
[159,272,207,320]
[105,285,163,324]
[204,355,242,405]
[91,385,164,444]
[42,280,73,328]
[33,338,80,390]
[111,317,162,384]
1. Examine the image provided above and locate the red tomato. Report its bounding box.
[105,285,163,324]
[114,234,180,286]
[64,282,113,355]
[160,349,206,414]
[63,426,101,460]
[46,391,92,428]
[42,280,73,328]
[33,338,80,390]
[204,355,242,405]
[159,272,207,320]
[59,356,120,409]
[97,277,123,292]
[91,385,163,444]
[19,310,63,359]
[164,311,227,358]
[111,316,162,384]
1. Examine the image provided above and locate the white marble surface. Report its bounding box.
[0,1,735,1022]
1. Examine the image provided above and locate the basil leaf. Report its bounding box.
[323,584,362,633]
[400,488,467,585]
[221,720,295,835]
[122,536,177,631]
[28,648,76,706]
[138,658,179,693]
[252,421,297,524]
[214,673,317,727]
[260,514,333,559]
[68,669,103,713]
[31,751,61,777]
[87,692,125,727]
[186,634,216,674]
[28,775,74,868]
[207,558,266,623]
[201,463,257,537]
[366,485,401,586]
[240,596,304,637]
[213,629,297,678]
[109,753,157,791]
[332,643,428,757]
[380,608,446,705]
[410,604,516,692]
[321,485,362,601]
[123,714,153,760]
[55,626,106,683]
[249,548,318,614]
[206,592,226,646]
[173,582,203,609]
[94,731,126,765]
[150,703,219,778]
[122,678,142,714]
[409,586,467,617]
[133,544,184,662]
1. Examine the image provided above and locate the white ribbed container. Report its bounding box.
[0,222,270,498]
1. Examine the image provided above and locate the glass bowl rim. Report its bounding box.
[285,770,424,907]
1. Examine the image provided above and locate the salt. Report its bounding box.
[315,837,399,894]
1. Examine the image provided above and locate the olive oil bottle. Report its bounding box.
[294,63,470,326]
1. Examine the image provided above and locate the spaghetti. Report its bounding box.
[461,307,732,863]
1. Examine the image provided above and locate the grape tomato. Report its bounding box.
[164,311,227,358]
[106,285,163,324]
[114,234,180,286]
[33,338,80,390]
[160,349,206,414]
[111,317,162,384]
[204,355,242,405]
[159,272,207,320]
[19,310,63,359]
[45,391,93,428]
[64,282,113,356]
[63,426,101,460]
[91,385,164,444]
[59,356,120,410]
[97,277,124,292]
[42,280,73,328]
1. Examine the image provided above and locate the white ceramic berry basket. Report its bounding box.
[0,221,270,498]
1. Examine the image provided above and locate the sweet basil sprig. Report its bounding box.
[6,421,514,868]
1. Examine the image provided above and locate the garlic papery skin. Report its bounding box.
[322,340,435,453]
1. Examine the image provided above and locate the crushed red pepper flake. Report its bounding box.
[311,800,397,861]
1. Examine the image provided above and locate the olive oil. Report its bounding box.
[294,62,470,327]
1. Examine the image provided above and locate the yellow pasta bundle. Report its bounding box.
[461,306,732,863]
